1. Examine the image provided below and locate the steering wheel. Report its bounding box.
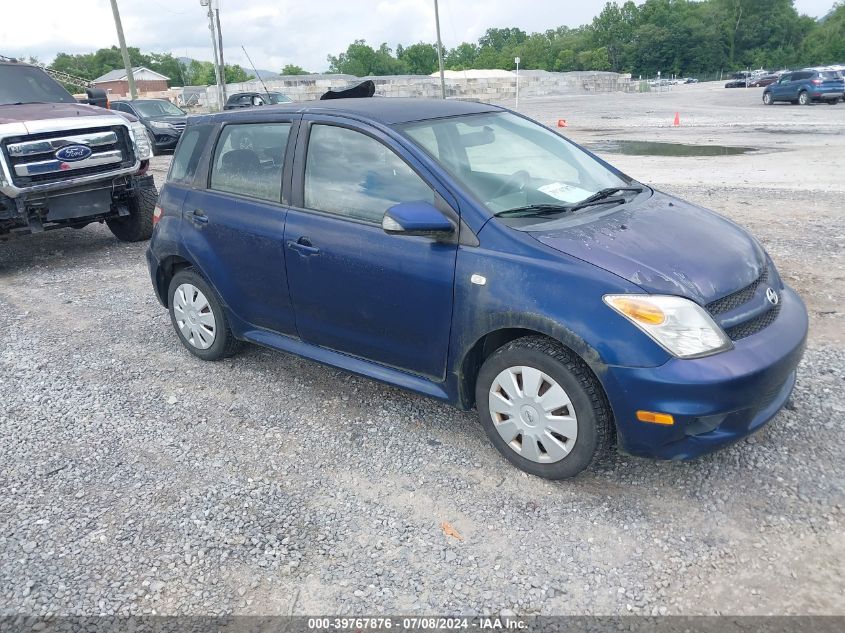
[487,170,531,202]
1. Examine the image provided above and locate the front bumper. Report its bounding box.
[602,286,808,460]
[148,128,181,152]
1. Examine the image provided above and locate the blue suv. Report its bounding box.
[147,99,808,479]
[762,70,844,105]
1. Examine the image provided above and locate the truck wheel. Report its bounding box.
[168,269,241,361]
[107,184,158,242]
[475,336,613,479]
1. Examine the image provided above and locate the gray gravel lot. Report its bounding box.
[1,84,843,616]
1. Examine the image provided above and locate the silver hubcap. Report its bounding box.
[800,93,808,104]
[173,283,216,350]
[488,366,578,464]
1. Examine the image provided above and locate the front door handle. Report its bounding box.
[287,236,320,255]
[190,209,208,224]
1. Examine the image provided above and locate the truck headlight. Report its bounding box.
[604,294,732,359]
[129,122,153,161]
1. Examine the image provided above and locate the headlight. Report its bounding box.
[129,122,153,161]
[604,294,732,359]
[149,120,175,132]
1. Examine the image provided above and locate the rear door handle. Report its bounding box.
[190,209,208,224]
[287,236,320,255]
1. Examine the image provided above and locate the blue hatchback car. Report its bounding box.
[147,98,808,479]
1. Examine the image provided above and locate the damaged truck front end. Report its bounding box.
[0,58,158,242]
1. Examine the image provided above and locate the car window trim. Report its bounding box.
[203,118,299,205]
[291,116,454,227]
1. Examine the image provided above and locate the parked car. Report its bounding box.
[110,99,187,155]
[750,74,778,87]
[762,70,844,105]
[683,77,699,84]
[0,58,157,242]
[147,98,808,479]
[223,91,292,110]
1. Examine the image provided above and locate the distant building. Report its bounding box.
[92,66,169,97]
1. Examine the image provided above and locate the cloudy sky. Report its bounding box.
[1,0,838,74]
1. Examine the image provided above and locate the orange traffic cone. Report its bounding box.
[673,112,680,126]
[557,119,568,128]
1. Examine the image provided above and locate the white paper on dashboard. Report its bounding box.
[537,182,592,203]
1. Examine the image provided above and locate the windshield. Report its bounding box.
[400,112,630,217]
[0,64,77,105]
[132,100,186,117]
[268,93,291,104]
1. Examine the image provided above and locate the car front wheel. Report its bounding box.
[168,269,240,361]
[476,336,613,479]
[762,92,773,105]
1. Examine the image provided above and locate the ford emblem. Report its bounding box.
[55,144,92,162]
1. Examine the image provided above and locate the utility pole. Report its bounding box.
[108,0,137,99]
[433,0,446,99]
[213,0,227,103]
[200,0,224,110]
[515,56,520,110]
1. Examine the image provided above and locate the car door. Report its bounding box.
[771,74,789,100]
[180,118,299,336]
[283,116,458,380]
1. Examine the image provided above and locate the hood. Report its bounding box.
[145,115,187,125]
[531,191,765,304]
[0,102,125,125]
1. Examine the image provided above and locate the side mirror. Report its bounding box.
[81,87,109,109]
[382,201,455,238]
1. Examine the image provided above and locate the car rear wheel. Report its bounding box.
[762,92,773,105]
[798,91,810,105]
[475,336,613,479]
[168,269,240,361]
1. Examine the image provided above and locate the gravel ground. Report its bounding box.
[1,84,843,616]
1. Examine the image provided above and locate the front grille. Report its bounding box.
[2,125,135,187]
[172,122,186,132]
[724,302,781,340]
[707,265,769,315]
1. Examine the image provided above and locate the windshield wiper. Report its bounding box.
[574,187,643,206]
[566,186,644,212]
[494,203,572,218]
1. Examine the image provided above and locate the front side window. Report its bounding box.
[210,123,290,202]
[400,111,629,216]
[304,124,434,224]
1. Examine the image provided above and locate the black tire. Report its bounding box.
[167,269,241,361]
[798,91,810,106]
[827,98,839,105]
[107,184,157,242]
[475,336,613,479]
[762,92,773,105]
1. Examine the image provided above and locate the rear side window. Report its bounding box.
[304,124,434,224]
[168,125,212,185]
[210,123,291,202]
[795,72,813,80]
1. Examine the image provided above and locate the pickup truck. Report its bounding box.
[0,58,157,241]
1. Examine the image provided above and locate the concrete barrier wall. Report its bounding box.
[182,70,633,111]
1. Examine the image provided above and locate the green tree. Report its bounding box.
[397,42,440,75]
[802,3,845,64]
[327,40,407,76]
[445,43,479,70]
[281,64,310,75]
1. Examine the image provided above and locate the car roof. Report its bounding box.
[197,97,503,126]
